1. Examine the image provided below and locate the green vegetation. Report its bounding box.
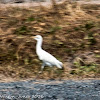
[85,21,95,30]
[26,16,35,22]
[72,61,98,74]
[48,26,62,33]
[14,26,30,35]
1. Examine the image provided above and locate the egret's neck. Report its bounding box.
[36,39,43,52]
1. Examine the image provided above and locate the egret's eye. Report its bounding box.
[36,37,40,39]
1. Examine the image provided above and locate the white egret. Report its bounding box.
[33,35,63,73]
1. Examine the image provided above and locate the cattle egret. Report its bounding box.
[33,35,63,73]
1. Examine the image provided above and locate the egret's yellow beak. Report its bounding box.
[31,36,36,39]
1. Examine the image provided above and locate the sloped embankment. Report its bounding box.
[0,1,100,81]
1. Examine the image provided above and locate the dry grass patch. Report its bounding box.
[0,1,100,81]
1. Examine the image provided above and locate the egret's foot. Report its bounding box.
[38,71,43,74]
[34,71,43,79]
[58,78,62,81]
[34,74,39,80]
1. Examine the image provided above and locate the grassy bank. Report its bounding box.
[0,1,100,81]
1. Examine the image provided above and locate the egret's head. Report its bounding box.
[33,35,43,41]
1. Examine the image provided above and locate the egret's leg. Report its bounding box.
[48,66,54,79]
[39,63,45,73]
[34,63,45,80]
[51,67,54,79]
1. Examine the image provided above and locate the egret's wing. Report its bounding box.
[39,50,62,68]
[40,50,57,63]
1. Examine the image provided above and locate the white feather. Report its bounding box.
[34,35,63,69]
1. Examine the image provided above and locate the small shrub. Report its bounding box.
[88,32,97,45]
[85,21,95,30]
[74,60,97,73]
[26,17,35,22]
[48,26,62,33]
[14,26,30,35]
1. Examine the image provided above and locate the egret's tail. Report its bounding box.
[59,61,63,66]
[56,61,63,69]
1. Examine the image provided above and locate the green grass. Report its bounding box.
[26,17,35,22]
[85,21,95,30]
[48,26,62,33]
[71,60,98,75]
[14,26,30,35]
